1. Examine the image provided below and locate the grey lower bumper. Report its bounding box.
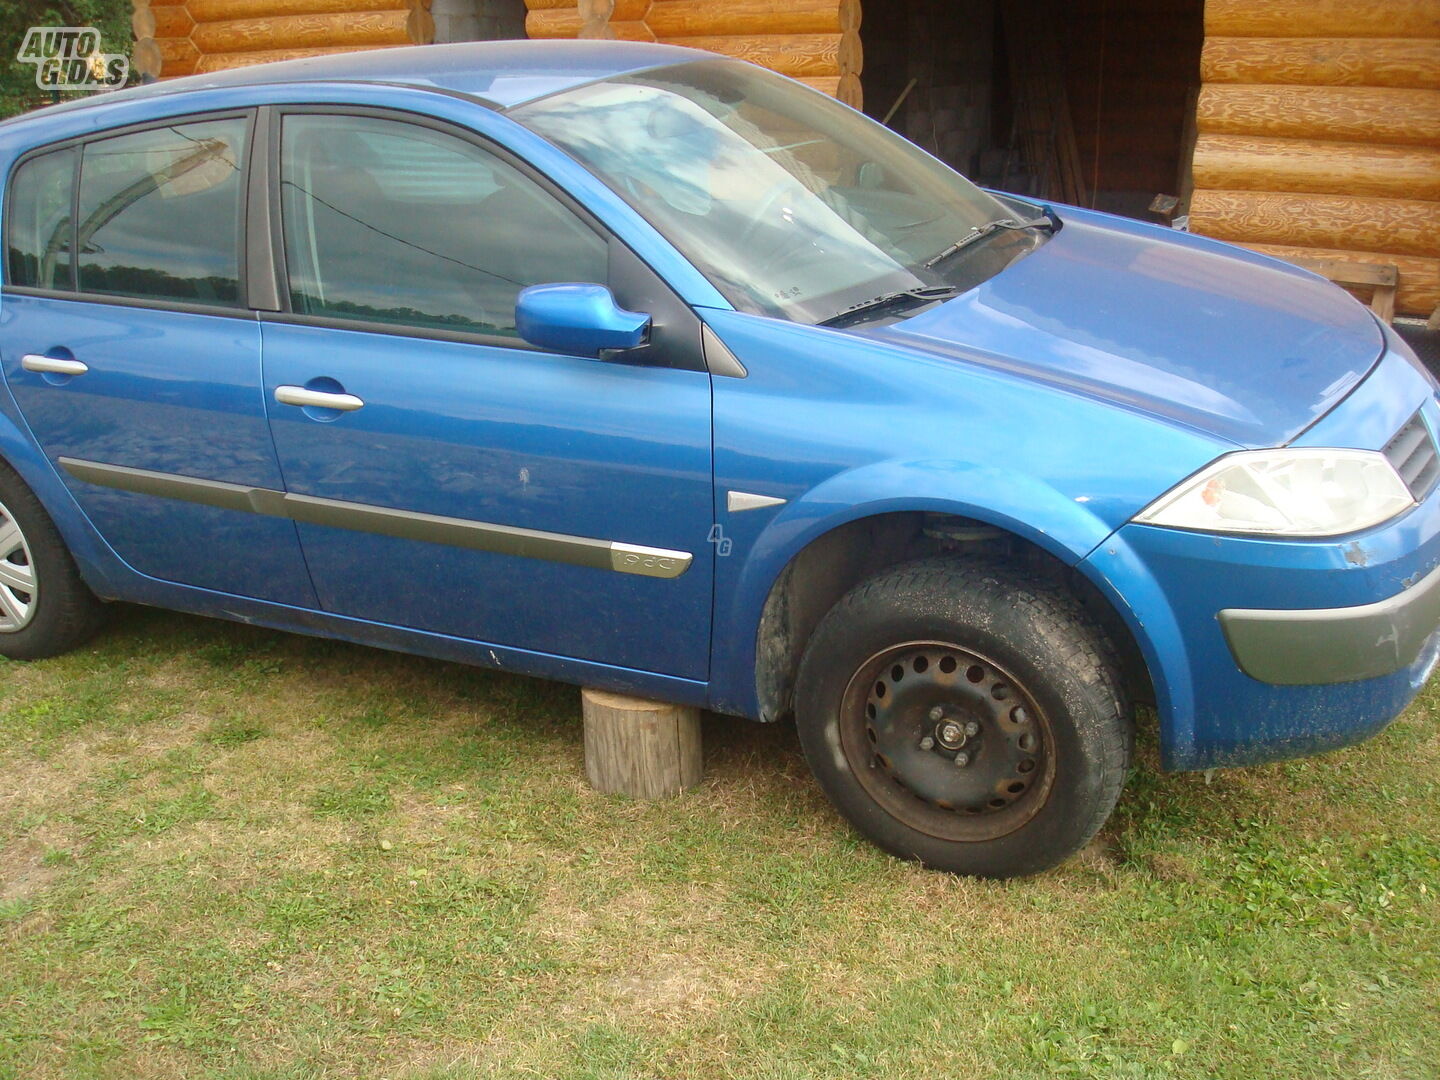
[1219,559,1440,686]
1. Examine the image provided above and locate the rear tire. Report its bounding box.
[0,461,105,660]
[795,557,1131,878]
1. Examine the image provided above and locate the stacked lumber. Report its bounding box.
[525,0,863,106]
[132,0,433,79]
[1189,0,1440,316]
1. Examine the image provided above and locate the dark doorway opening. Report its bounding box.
[862,0,1205,220]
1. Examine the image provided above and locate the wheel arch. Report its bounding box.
[710,483,1156,728]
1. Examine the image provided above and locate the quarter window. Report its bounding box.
[76,117,247,305]
[6,147,75,291]
[278,114,607,337]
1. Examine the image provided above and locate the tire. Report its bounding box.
[794,557,1131,878]
[0,460,105,660]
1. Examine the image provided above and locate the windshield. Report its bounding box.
[511,60,1042,325]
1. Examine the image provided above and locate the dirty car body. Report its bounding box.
[1,42,1437,876]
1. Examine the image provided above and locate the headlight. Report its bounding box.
[1134,448,1414,537]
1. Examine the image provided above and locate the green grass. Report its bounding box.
[1,606,1436,1079]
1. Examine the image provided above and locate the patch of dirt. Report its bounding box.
[0,840,60,904]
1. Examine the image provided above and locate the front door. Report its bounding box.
[260,111,714,679]
[1,113,315,605]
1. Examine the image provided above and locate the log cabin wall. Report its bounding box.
[524,0,864,106]
[1189,0,1440,317]
[131,0,435,79]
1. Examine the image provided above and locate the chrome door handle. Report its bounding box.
[22,354,88,376]
[274,385,365,412]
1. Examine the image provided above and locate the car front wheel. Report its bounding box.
[795,557,1132,878]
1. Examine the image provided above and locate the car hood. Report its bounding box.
[864,208,1384,448]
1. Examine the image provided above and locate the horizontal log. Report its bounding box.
[1237,242,1439,317]
[1206,0,1440,39]
[610,0,650,19]
[794,75,838,95]
[191,10,412,53]
[1197,85,1440,145]
[647,0,857,38]
[187,0,409,19]
[655,32,856,77]
[158,35,201,73]
[1191,134,1440,201]
[527,7,582,37]
[524,0,576,9]
[194,44,403,72]
[147,0,186,6]
[1202,36,1440,90]
[1188,189,1440,259]
[608,19,657,42]
[150,5,196,39]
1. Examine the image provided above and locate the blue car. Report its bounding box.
[2,41,1437,877]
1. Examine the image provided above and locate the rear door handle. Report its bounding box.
[274,385,365,412]
[22,354,89,376]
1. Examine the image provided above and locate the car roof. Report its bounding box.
[7,39,709,123]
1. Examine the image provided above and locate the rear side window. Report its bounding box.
[278,113,607,337]
[77,117,247,306]
[6,147,75,291]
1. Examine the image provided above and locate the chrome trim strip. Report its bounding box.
[274,385,365,411]
[608,542,694,580]
[58,457,690,578]
[726,490,786,513]
[22,355,88,376]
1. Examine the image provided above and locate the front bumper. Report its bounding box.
[1080,327,1440,771]
[1220,557,1440,686]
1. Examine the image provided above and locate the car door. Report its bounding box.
[1,112,315,605]
[259,109,714,679]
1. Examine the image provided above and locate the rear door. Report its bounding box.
[1,112,315,605]
[259,109,715,678]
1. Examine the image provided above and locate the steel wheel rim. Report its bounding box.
[0,498,37,633]
[838,641,1057,842]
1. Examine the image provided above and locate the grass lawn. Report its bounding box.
[1,606,1436,1079]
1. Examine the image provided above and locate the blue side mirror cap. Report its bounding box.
[515,283,651,358]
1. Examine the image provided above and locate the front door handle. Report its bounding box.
[274,385,365,412]
[22,354,89,377]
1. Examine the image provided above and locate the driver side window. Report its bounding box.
[278,113,607,337]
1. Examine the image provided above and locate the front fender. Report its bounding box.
[707,459,1124,718]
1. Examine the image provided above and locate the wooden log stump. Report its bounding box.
[581,688,702,799]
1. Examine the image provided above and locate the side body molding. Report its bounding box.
[59,458,693,579]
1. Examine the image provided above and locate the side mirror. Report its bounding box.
[515,283,650,358]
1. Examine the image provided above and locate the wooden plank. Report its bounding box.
[1202,36,1440,90]
[1189,189,1440,258]
[1238,242,1440,317]
[647,0,854,38]
[191,10,412,53]
[655,33,846,77]
[194,43,403,72]
[1191,134,1440,201]
[1284,257,1398,287]
[1197,85,1440,145]
[1206,0,1440,40]
[527,7,583,37]
[581,689,702,800]
[187,0,408,20]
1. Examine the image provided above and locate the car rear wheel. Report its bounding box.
[0,462,104,660]
[795,557,1131,878]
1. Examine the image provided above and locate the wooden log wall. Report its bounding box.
[132,0,433,79]
[1189,0,1440,316]
[525,0,863,107]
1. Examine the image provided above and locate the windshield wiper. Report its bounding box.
[818,284,964,329]
[921,212,1055,270]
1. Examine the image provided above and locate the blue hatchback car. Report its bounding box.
[2,41,1437,877]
